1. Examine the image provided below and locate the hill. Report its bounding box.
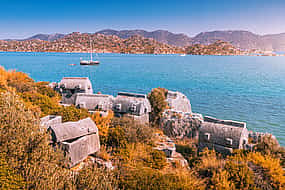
[185,40,245,55]
[0,32,183,54]
[25,33,65,41]
[96,29,193,47]
[5,29,285,51]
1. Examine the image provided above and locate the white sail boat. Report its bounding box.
[80,39,100,65]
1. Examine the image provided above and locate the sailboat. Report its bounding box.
[80,39,100,65]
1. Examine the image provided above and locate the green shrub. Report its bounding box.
[107,126,128,148]
[148,87,168,125]
[111,117,154,144]
[35,81,59,98]
[21,91,59,116]
[53,105,90,122]
[176,140,198,167]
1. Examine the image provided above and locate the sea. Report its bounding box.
[1,52,285,146]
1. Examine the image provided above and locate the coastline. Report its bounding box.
[0,50,284,56]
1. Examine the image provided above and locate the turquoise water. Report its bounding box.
[1,52,285,145]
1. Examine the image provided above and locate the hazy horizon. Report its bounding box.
[1,0,285,39]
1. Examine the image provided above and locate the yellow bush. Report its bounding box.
[197,149,225,178]
[0,91,70,189]
[248,152,285,189]
[210,170,234,190]
[118,166,205,190]
[91,111,114,143]
[0,67,8,91]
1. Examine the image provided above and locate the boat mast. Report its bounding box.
[90,38,93,61]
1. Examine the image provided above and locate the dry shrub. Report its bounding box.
[0,67,8,91]
[224,157,255,189]
[91,111,114,144]
[6,70,35,93]
[175,139,198,167]
[96,145,112,161]
[248,152,285,189]
[0,152,25,189]
[196,149,225,178]
[71,164,118,190]
[210,170,234,190]
[0,91,71,189]
[118,165,205,190]
[254,134,285,167]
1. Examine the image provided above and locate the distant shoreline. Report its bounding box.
[1,51,285,56]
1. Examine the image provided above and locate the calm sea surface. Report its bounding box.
[1,52,285,145]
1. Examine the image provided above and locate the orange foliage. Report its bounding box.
[248,152,285,189]
[0,67,8,90]
[210,170,234,190]
[91,111,114,143]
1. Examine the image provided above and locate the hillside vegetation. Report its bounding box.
[0,66,285,189]
[0,33,183,54]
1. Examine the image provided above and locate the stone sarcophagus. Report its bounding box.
[40,115,62,131]
[48,117,100,167]
[112,92,151,124]
[198,116,248,154]
[75,93,114,112]
[54,77,93,105]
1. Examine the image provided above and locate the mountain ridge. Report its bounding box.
[3,29,285,51]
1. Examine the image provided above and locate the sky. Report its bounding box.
[1,0,285,39]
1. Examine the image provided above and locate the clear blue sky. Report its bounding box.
[1,0,285,39]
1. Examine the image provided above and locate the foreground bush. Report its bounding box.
[107,117,155,148]
[118,166,205,190]
[0,91,70,189]
[71,164,118,190]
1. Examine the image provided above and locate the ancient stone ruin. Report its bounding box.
[198,116,249,154]
[54,77,93,105]
[53,78,151,124]
[41,116,100,167]
[113,92,151,124]
[50,77,278,156]
[166,90,192,113]
[160,90,203,139]
[75,93,114,113]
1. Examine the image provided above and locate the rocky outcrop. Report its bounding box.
[160,110,203,139]
[160,90,202,139]
[153,133,189,168]
[166,91,192,113]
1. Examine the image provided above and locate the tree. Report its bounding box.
[148,88,168,125]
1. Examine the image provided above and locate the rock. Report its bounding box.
[91,157,114,170]
[160,110,203,139]
[153,133,189,168]
[166,91,192,113]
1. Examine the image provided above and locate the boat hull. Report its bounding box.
[80,60,100,65]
